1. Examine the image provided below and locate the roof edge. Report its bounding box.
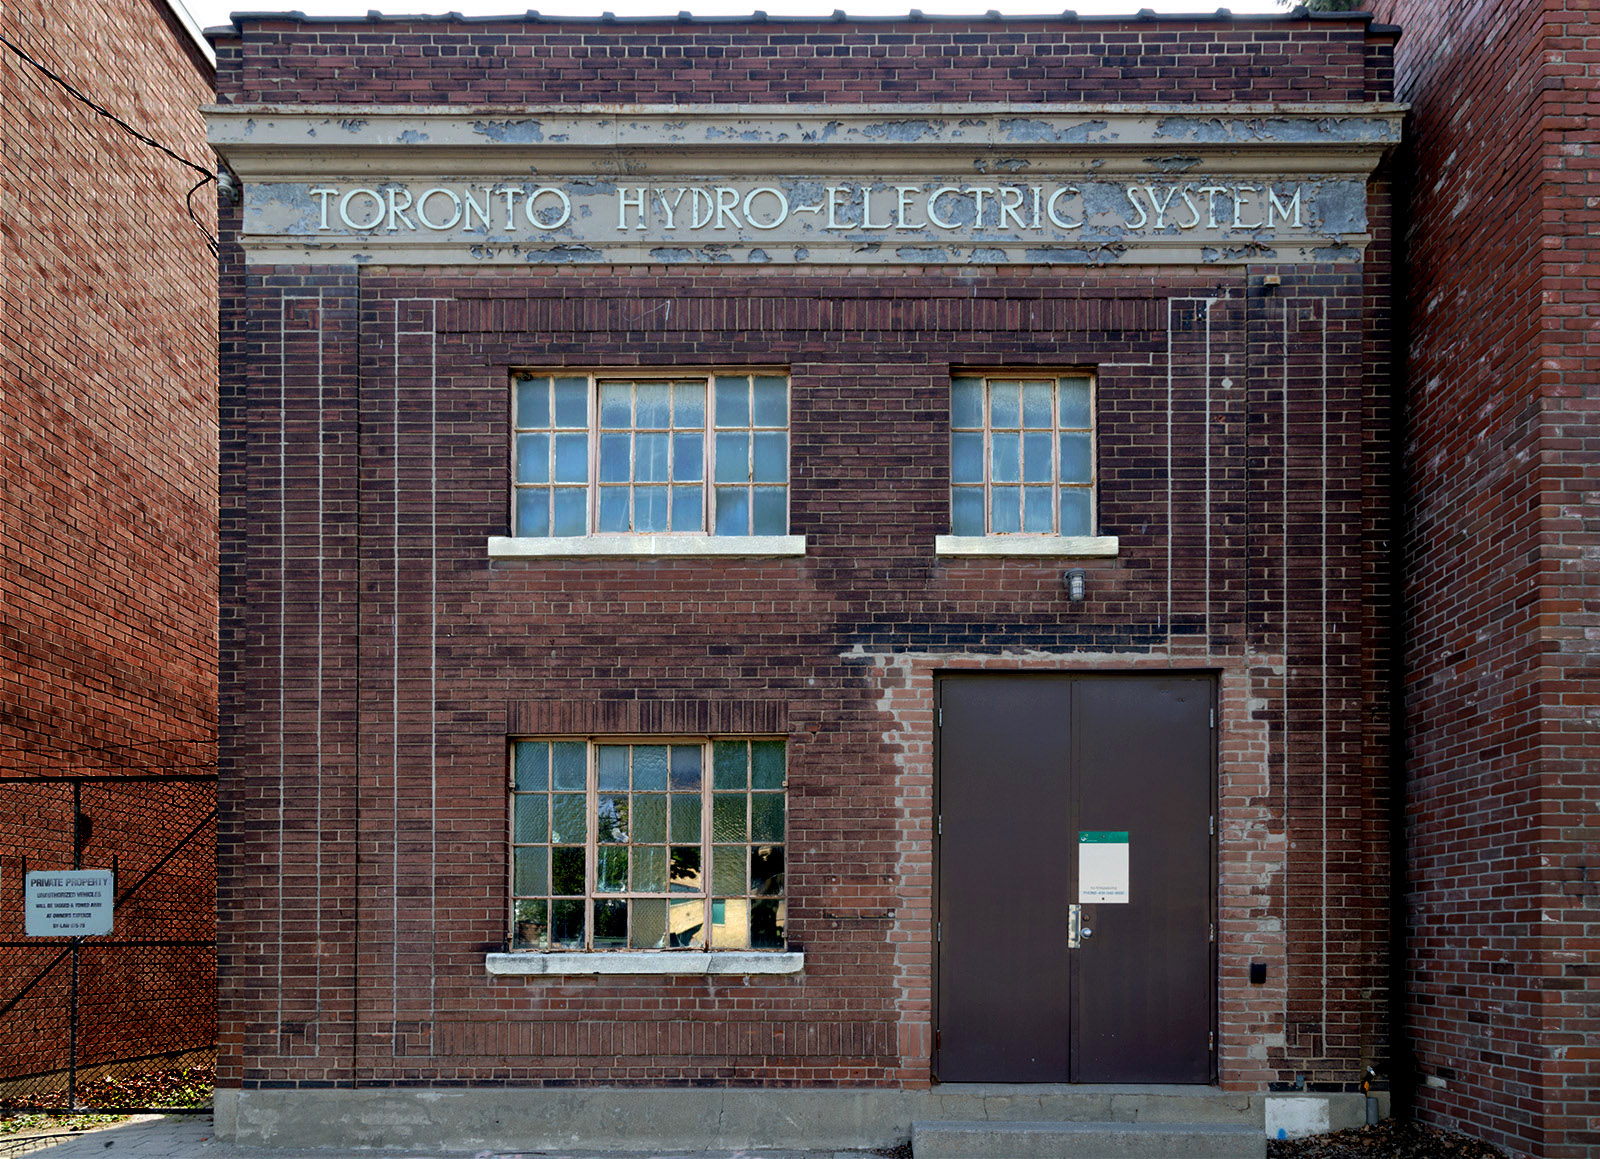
[159,0,217,69]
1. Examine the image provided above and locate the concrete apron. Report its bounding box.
[215,1086,1378,1152]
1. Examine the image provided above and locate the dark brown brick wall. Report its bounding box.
[215,15,1398,1095]
[0,0,217,1092]
[1374,1,1600,1155]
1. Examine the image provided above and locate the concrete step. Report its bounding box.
[912,1119,1265,1159]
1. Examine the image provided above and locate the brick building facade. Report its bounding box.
[0,0,218,1100]
[1370,2,1600,1157]
[207,11,1403,1151]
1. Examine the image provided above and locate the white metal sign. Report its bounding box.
[25,870,114,936]
[1078,831,1130,904]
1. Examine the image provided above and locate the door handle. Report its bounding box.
[1068,903,1081,949]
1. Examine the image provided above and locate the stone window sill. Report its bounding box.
[934,535,1119,557]
[488,534,806,558]
[485,950,804,976]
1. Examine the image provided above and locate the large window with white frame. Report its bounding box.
[509,738,787,952]
[511,372,790,538]
[949,372,1096,537]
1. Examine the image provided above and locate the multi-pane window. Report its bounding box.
[512,372,790,538]
[510,739,787,952]
[949,373,1095,536]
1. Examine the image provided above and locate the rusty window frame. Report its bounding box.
[510,371,790,537]
[949,371,1097,536]
[508,737,788,952]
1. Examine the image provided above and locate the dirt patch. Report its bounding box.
[1271,1120,1508,1159]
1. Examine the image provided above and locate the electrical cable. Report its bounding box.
[0,29,219,256]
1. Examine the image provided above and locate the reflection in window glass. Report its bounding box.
[949,373,1095,536]
[510,739,787,952]
[511,372,789,538]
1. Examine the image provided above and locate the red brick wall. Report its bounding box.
[0,0,217,1093]
[214,15,1398,1095]
[1373,1,1600,1155]
[0,0,217,780]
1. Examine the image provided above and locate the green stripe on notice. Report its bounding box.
[1079,831,1129,844]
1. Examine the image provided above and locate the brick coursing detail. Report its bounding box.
[1373,3,1600,1156]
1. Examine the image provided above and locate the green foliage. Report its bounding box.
[1278,0,1364,10]
[0,1064,213,1115]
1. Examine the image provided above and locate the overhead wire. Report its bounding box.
[0,28,220,256]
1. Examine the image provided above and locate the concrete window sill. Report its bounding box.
[488,534,806,559]
[934,535,1119,557]
[485,951,804,976]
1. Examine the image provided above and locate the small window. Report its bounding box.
[509,739,788,952]
[512,372,790,538]
[949,373,1095,536]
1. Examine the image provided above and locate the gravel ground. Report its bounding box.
[1271,1120,1508,1159]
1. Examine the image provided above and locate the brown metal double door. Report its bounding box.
[935,674,1214,1083]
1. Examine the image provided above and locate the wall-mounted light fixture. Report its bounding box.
[1063,568,1087,602]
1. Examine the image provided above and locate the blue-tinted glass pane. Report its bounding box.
[632,849,668,894]
[989,381,1020,429]
[516,433,549,484]
[513,846,547,895]
[1060,488,1092,535]
[673,382,706,428]
[1060,432,1092,483]
[596,853,628,897]
[516,489,549,537]
[552,488,587,536]
[951,431,984,484]
[597,487,629,532]
[514,795,548,844]
[633,797,667,843]
[550,899,584,947]
[670,796,701,843]
[551,846,585,894]
[753,432,786,483]
[752,376,787,427]
[715,433,749,483]
[1059,377,1091,428]
[514,742,549,791]
[553,742,586,790]
[673,432,703,481]
[1022,382,1052,428]
[595,898,628,947]
[636,383,670,428]
[635,486,668,532]
[597,796,629,843]
[752,794,785,843]
[669,745,702,790]
[551,795,585,845]
[1023,432,1052,483]
[713,794,748,842]
[751,741,785,789]
[752,487,786,536]
[715,487,749,535]
[951,377,983,428]
[951,488,983,535]
[636,432,669,482]
[991,433,1021,483]
[714,376,749,427]
[671,485,703,531]
[597,746,629,791]
[634,746,669,790]
[991,486,1021,533]
[599,383,631,428]
[553,433,588,483]
[1024,486,1053,532]
[598,432,629,483]
[516,377,549,429]
[552,377,588,427]
[713,741,747,789]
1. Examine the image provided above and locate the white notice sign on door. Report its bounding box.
[25,870,114,936]
[1078,832,1130,904]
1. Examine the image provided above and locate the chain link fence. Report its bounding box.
[0,775,215,1112]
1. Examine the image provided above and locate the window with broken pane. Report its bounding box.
[512,372,789,538]
[949,373,1095,536]
[510,738,787,951]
